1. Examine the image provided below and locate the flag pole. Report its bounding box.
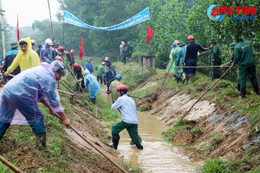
[0,0,6,58]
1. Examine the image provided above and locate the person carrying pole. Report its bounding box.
[83,69,101,104]
[104,65,116,94]
[184,35,213,85]
[210,38,222,81]
[4,37,40,77]
[176,41,186,83]
[2,42,20,80]
[0,60,71,150]
[95,62,106,84]
[232,38,259,98]
[110,85,143,150]
[73,63,85,93]
[221,42,240,91]
[110,75,122,103]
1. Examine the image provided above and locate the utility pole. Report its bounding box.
[0,0,5,58]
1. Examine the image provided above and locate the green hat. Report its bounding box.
[229,42,237,49]
[111,65,115,68]
[10,42,18,49]
[178,41,186,47]
[210,38,217,43]
[54,41,59,45]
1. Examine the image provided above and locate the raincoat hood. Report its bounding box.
[84,69,90,76]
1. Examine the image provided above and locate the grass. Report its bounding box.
[201,158,243,173]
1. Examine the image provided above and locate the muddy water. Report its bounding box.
[100,86,199,172]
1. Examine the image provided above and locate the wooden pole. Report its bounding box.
[175,65,229,69]
[60,81,89,106]
[57,89,74,96]
[180,66,233,120]
[0,155,22,173]
[54,113,127,173]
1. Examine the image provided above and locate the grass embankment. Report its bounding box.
[94,61,259,173]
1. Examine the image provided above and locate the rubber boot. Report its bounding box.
[253,84,260,95]
[36,133,47,150]
[90,98,95,104]
[93,98,96,104]
[239,88,246,99]
[109,135,120,150]
[237,84,240,91]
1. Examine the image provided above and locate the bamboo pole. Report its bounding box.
[60,81,89,106]
[0,155,22,173]
[57,89,74,96]
[54,113,127,173]
[175,65,229,69]
[180,66,233,120]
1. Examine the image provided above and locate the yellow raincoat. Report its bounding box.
[7,37,40,73]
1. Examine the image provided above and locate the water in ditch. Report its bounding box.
[101,86,200,172]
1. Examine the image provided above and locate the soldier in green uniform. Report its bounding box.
[211,38,221,81]
[221,43,240,91]
[232,39,259,98]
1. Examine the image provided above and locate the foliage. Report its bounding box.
[201,158,243,173]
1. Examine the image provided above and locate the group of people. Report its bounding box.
[0,37,71,150]
[119,41,133,65]
[0,36,143,151]
[167,35,259,98]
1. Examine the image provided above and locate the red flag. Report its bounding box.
[17,15,20,41]
[146,25,154,45]
[79,35,84,60]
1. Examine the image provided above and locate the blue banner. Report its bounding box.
[63,8,150,31]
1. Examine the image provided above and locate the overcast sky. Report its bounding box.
[3,0,60,27]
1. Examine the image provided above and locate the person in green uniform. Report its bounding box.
[110,75,122,103]
[221,42,240,91]
[95,62,106,84]
[166,41,181,75]
[232,39,259,98]
[110,85,143,150]
[211,38,221,81]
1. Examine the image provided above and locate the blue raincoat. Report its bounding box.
[40,44,54,63]
[84,70,101,98]
[0,63,63,126]
[84,62,94,73]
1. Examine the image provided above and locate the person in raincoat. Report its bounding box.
[0,60,71,149]
[176,41,187,83]
[4,37,40,77]
[110,75,122,103]
[84,59,94,73]
[83,70,101,104]
[166,41,181,75]
[96,62,106,84]
[40,38,54,64]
